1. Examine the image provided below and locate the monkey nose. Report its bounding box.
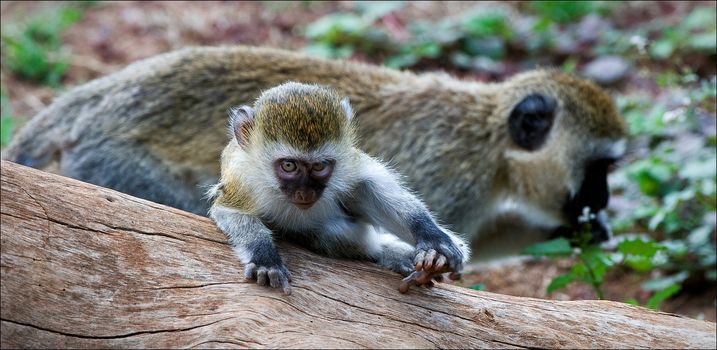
[293,190,317,209]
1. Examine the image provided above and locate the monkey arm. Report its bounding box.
[209,204,292,295]
[348,154,470,277]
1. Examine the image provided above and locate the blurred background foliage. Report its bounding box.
[1,0,715,319]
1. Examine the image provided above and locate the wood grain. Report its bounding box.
[1,160,715,349]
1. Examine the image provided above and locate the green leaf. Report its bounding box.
[681,7,717,31]
[646,284,681,310]
[624,256,656,272]
[680,156,717,180]
[384,54,417,68]
[303,43,353,59]
[522,238,573,257]
[356,1,404,22]
[624,298,639,306]
[1,90,15,147]
[529,1,595,24]
[689,32,717,52]
[650,39,675,59]
[469,283,486,291]
[687,225,713,248]
[641,272,689,291]
[1,116,15,147]
[305,13,367,41]
[462,37,506,59]
[617,239,663,257]
[580,246,614,284]
[547,273,576,294]
[462,12,512,39]
[571,262,589,278]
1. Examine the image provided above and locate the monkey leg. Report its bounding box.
[60,140,212,215]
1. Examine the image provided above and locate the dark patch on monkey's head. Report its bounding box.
[255,82,352,151]
[508,93,556,151]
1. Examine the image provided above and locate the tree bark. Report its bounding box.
[1,160,715,349]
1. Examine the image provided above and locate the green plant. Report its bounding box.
[528,1,608,25]
[523,210,614,300]
[1,89,15,147]
[650,7,717,59]
[1,6,83,86]
[524,73,716,311]
[304,2,403,59]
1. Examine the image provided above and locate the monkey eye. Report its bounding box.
[281,160,297,172]
[312,162,326,172]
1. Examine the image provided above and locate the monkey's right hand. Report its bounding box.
[398,244,465,293]
[244,261,293,295]
[413,240,465,278]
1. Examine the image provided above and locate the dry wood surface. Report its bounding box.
[1,160,715,349]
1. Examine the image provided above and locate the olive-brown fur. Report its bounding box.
[3,46,626,259]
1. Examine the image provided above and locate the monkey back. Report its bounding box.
[254,82,350,151]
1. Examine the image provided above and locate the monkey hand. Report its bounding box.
[413,239,465,276]
[398,267,458,293]
[398,242,465,293]
[244,261,293,295]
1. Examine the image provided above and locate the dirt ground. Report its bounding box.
[1,1,715,322]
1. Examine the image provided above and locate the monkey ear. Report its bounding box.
[508,93,557,151]
[340,97,354,121]
[228,106,255,147]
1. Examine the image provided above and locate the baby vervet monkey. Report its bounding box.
[207,82,469,295]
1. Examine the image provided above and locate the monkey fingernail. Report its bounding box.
[282,284,292,295]
[414,251,426,271]
[424,249,437,270]
[435,255,447,270]
[256,267,268,285]
[244,262,257,280]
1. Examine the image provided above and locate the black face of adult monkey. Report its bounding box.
[3,46,627,260]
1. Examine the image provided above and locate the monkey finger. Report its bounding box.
[268,269,281,289]
[448,272,462,281]
[423,249,438,271]
[244,263,257,280]
[256,267,269,286]
[414,250,426,271]
[434,255,447,271]
[432,273,445,283]
[415,270,435,285]
[281,280,292,295]
[399,271,422,293]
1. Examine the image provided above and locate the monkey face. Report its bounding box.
[506,90,625,244]
[274,158,335,209]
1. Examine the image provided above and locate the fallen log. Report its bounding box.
[1,160,715,349]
